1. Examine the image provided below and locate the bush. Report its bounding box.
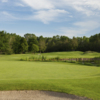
[42,56,46,61]
[55,57,60,61]
[20,58,25,61]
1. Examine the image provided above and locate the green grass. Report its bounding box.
[0,51,100,100]
[0,51,100,61]
[41,51,100,58]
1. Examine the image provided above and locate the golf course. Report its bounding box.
[0,51,100,100]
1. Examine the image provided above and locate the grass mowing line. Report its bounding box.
[0,75,100,80]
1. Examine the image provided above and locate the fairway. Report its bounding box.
[0,52,100,100]
[0,61,100,80]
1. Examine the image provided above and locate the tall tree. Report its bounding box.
[39,40,46,53]
[38,36,46,53]
[24,33,37,41]
[12,36,28,54]
[28,37,38,52]
[0,31,9,54]
[12,36,21,54]
[71,37,78,51]
[31,44,39,54]
[19,37,28,53]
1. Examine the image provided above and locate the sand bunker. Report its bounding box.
[0,90,91,100]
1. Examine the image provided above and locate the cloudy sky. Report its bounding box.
[0,0,100,37]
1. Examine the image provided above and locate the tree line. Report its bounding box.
[0,30,100,54]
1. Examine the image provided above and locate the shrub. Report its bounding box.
[42,56,46,61]
[55,57,60,61]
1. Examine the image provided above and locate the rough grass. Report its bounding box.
[0,51,100,61]
[0,51,100,100]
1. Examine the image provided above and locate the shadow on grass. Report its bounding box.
[19,55,100,67]
[66,61,100,67]
[19,58,100,67]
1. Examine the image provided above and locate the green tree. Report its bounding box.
[6,33,16,54]
[39,40,46,53]
[38,36,46,53]
[19,37,28,53]
[89,33,100,52]
[12,36,28,54]
[28,37,38,52]
[71,37,78,51]
[31,44,39,54]
[0,31,9,54]
[24,33,37,41]
[12,36,21,54]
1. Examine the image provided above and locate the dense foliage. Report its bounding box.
[0,30,100,54]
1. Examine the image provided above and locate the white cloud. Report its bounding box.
[74,21,100,30]
[2,11,16,18]
[62,0,100,16]
[1,0,100,23]
[29,9,67,24]
[0,11,18,21]
[1,0,8,2]
[15,3,25,7]
[59,28,87,38]
[14,0,100,25]
[72,5,93,16]
[85,0,100,10]
[21,0,54,10]
[20,0,100,17]
[63,0,100,10]
[59,21,100,37]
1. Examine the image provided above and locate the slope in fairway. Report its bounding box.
[0,61,100,80]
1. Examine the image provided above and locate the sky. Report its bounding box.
[0,0,100,38]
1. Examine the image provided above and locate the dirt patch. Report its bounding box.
[0,90,92,100]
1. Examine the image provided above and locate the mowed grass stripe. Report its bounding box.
[0,61,100,80]
[0,76,100,80]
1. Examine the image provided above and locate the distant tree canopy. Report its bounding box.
[0,31,9,54]
[24,33,37,41]
[28,37,38,52]
[31,44,39,54]
[12,36,28,54]
[0,30,100,54]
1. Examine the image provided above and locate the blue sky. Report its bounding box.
[0,0,100,38]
